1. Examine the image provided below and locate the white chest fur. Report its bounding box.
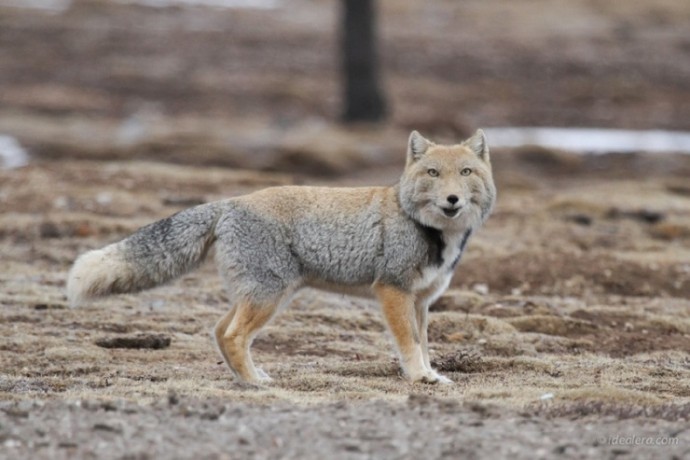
[412,230,470,295]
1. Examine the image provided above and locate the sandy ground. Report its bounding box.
[1,0,690,458]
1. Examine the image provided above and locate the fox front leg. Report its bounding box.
[414,298,453,385]
[374,283,448,384]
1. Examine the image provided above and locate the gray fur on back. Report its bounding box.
[211,187,438,304]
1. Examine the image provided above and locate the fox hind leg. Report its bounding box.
[213,305,237,374]
[215,298,281,383]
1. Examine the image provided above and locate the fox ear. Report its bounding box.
[408,130,431,162]
[465,129,489,162]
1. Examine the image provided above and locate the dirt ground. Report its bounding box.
[1,0,690,459]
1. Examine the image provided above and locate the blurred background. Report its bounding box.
[1,0,689,174]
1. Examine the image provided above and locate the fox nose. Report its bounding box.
[447,195,459,205]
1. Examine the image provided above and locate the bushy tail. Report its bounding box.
[67,202,222,307]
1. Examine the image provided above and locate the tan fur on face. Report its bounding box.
[399,131,496,232]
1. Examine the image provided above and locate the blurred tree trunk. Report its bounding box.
[340,0,387,122]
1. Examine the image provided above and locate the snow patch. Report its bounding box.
[485,127,690,154]
[0,136,30,170]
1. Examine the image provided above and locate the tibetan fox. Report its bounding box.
[68,130,496,384]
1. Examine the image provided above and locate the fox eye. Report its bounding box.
[460,168,473,176]
[427,168,439,177]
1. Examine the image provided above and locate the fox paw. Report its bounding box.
[256,368,273,383]
[432,373,454,385]
[410,370,453,385]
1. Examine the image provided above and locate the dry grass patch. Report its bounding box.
[507,315,598,336]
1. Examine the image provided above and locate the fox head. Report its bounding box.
[399,130,496,232]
